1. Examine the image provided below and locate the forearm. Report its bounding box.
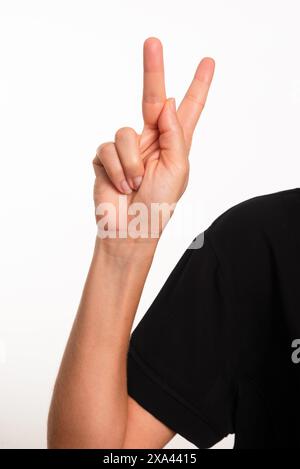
[47,237,158,448]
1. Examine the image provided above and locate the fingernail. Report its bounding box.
[127,178,135,190]
[133,176,143,190]
[169,98,176,112]
[120,179,132,194]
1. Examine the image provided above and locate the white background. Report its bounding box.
[0,0,300,449]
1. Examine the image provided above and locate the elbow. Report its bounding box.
[47,407,64,449]
[47,403,76,449]
[47,408,125,449]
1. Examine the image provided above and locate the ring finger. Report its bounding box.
[115,127,144,191]
[95,142,132,194]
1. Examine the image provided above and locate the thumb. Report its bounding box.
[158,98,186,164]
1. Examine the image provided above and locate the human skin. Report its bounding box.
[47,37,215,449]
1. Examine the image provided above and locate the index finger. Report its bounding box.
[142,38,167,128]
[177,58,215,148]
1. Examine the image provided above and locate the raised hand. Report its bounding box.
[93,38,215,240]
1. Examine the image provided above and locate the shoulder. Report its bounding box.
[186,189,298,280]
[206,189,289,241]
[202,189,294,266]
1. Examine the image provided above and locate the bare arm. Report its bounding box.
[47,37,215,449]
[47,237,174,448]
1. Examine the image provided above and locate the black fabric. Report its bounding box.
[127,188,300,449]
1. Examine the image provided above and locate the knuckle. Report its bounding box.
[96,142,115,158]
[143,94,164,104]
[185,93,205,109]
[123,159,141,173]
[115,127,136,141]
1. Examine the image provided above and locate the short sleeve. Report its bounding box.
[127,231,236,449]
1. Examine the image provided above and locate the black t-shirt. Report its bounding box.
[127,188,300,449]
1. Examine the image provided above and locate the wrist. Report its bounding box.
[93,236,159,264]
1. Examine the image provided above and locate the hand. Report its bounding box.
[93,38,215,241]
